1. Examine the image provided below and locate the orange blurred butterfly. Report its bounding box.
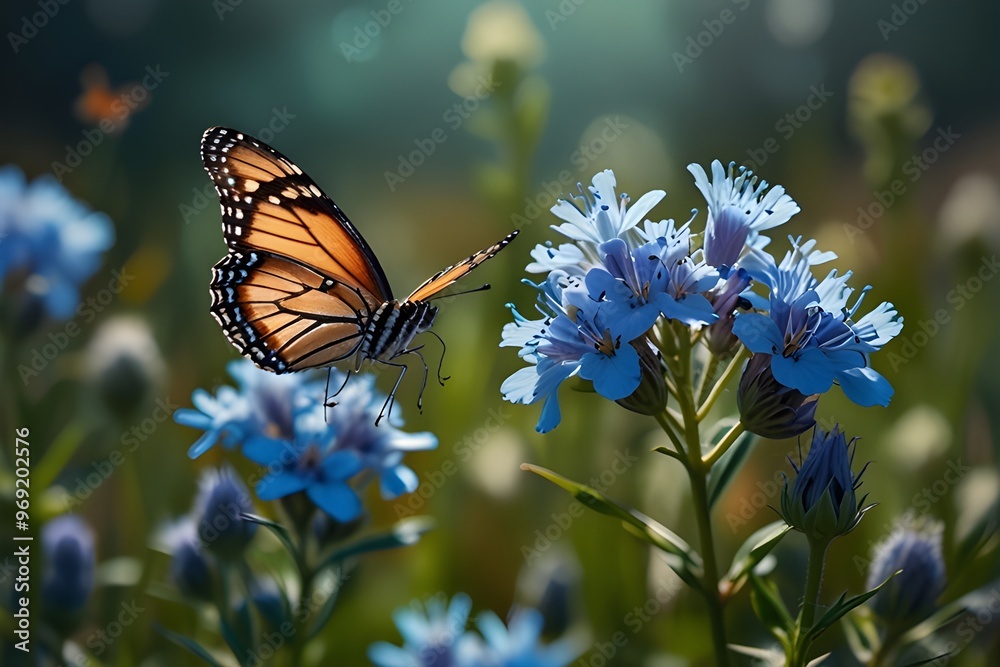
[200,127,517,421]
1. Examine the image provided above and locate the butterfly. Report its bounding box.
[200,127,517,421]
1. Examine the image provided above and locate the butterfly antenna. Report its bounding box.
[424,283,492,302]
[376,362,407,427]
[425,330,451,386]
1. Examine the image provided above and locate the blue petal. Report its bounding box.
[173,408,212,430]
[256,470,309,501]
[321,449,364,480]
[657,293,718,326]
[242,438,293,465]
[837,366,894,407]
[380,464,418,498]
[537,391,563,434]
[502,366,543,405]
[733,312,783,353]
[307,482,363,522]
[771,347,837,396]
[187,431,222,459]
[578,343,641,400]
[367,642,415,667]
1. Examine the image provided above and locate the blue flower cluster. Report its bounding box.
[0,166,114,320]
[174,360,437,522]
[502,163,903,432]
[368,593,582,667]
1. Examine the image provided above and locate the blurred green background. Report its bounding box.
[2,0,1000,664]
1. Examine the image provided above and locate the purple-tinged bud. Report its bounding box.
[738,354,818,439]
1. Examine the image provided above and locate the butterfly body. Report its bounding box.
[359,299,438,367]
[200,127,516,416]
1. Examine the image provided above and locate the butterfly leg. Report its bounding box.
[405,349,431,414]
[424,330,451,386]
[375,361,408,427]
[324,368,354,422]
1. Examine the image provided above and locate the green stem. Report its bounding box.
[800,538,829,627]
[695,354,721,406]
[696,347,749,422]
[673,329,730,667]
[703,421,746,468]
[792,538,830,666]
[688,461,730,667]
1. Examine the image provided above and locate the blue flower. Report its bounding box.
[475,608,583,667]
[244,406,365,522]
[0,166,114,319]
[733,238,903,407]
[550,170,665,247]
[688,160,799,270]
[319,372,437,499]
[780,426,869,541]
[866,523,945,627]
[41,516,95,613]
[585,221,717,332]
[242,371,436,522]
[501,274,651,433]
[193,467,258,561]
[369,593,481,667]
[175,360,317,458]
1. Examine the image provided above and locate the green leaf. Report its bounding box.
[807,570,899,642]
[899,655,952,666]
[317,517,434,571]
[243,513,298,561]
[806,654,832,666]
[841,607,879,663]
[522,464,703,589]
[953,500,998,571]
[155,624,224,666]
[34,422,86,493]
[218,616,250,666]
[899,576,1000,646]
[749,573,794,643]
[725,521,790,593]
[707,426,755,507]
[306,572,344,640]
[729,644,784,662]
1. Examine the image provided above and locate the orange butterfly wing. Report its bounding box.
[201,126,392,305]
[210,251,371,372]
[405,231,519,303]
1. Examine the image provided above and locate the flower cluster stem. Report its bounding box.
[667,330,731,667]
[703,421,746,468]
[696,346,749,422]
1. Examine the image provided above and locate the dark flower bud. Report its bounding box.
[85,316,165,418]
[615,341,668,416]
[41,515,95,634]
[169,525,216,603]
[194,467,258,561]
[780,425,870,542]
[737,354,818,439]
[706,267,751,356]
[867,522,945,629]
